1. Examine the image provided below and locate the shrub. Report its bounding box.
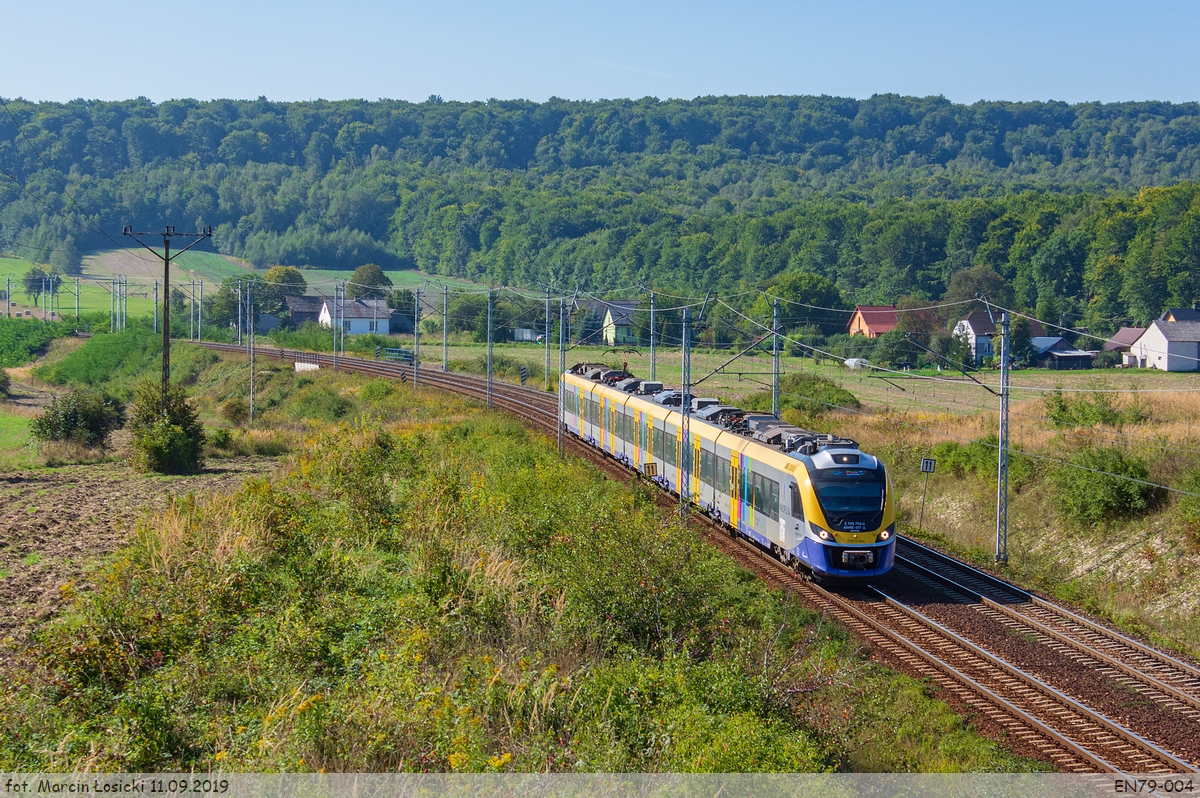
[29,388,125,447]
[291,385,353,421]
[742,372,859,418]
[1051,445,1158,525]
[360,379,395,401]
[0,369,9,396]
[128,380,206,474]
[209,427,234,450]
[1178,468,1200,548]
[1043,389,1144,428]
[219,398,248,425]
[929,436,1035,487]
[0,317,69,368]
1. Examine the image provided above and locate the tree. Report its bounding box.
[941,264,1012,320]
[346,263,392,299]
[23,268,60,306]
[260,266,308,314]
[49,236,82,275]
[749,270,848,336]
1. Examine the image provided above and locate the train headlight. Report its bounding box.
[877,525,895,542]
[811,523,831,541]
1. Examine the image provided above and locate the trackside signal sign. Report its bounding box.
[921,458,936,473]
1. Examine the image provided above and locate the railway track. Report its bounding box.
[195,341,1200,773]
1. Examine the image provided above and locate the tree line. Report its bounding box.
[1,95,1199,330]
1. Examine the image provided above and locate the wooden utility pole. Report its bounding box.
[124,226,212,414]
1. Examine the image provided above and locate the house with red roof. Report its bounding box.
[847,305,897,338]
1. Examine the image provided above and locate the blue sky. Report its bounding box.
[7,0,1199,104]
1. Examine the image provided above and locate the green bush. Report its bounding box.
[128,380,206,474]
[291,384,354,421]
[929,436,1035,486]
[219,398,248,425]
[742,372,859,418]
[0,369,10,396]
[1178,468,1200,548]
[29,388,125,447]
[1051,445,1158,525]
[1044,389,1144,427]
[360,378,395,401]
[0,318,70,367]
[208,427,234,450]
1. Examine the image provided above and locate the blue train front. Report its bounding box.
[560,365,896,583]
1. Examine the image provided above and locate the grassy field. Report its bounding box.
[0,343,1039,773]
[0,409,36,470]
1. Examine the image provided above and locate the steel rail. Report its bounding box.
[897,536,1200,682]
[867,584,1196,773]
[892,554,1200,714]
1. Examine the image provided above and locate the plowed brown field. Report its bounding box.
[0,457,277,658]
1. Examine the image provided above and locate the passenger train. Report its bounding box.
[561,363,895,582]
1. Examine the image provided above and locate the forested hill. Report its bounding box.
[2,94,1200,328]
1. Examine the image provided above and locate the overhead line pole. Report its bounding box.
[124,225,212,414]
[544,286,551,391]
[198,280,203,342]
[486,290,494,409]
[649,291,657,381]
[996,311,1010,564]
[154,281,158,334]
[442,285,448,372]
[772,298,781,418]
[558,296,565,456]
[680,307,691,517]
[413,288,421,391]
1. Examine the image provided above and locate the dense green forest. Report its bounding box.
[2,95,1200,329]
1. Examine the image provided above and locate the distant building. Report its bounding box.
[513,328,539,342]
[601,301,639,346]
[1031,336,1093,370]
[1103,326,1146,366]
[847,305,897,338]
[318,298,411,335]
[952,311,1046,365]
[574,299,639,345]
[1160,307,1200,323]
[283,295,324,327]
[952,311,998,364]
[1129,321,1200,371]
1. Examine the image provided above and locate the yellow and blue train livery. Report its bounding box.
[560,364,895,582]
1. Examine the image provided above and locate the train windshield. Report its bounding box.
[811,467,885,518]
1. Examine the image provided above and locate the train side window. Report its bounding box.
[665,433,677,466]
[769,479,779,520]
[653,427,664,459]
[716,457,729,494]
[789,482,804,519]
[700,450,712,485]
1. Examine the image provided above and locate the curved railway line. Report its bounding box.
[196,341,1200,773]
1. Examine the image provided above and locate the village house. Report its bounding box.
[952,311,1046,365]
[600,301,639,346]
[1103,326,1146,366]
[1031,336,1094,370]
[283,295,324,327]
[318,297,411,336]
[1129,321,1200,371]
[847,305,897,338]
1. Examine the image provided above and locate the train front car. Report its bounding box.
[791,446,895,583]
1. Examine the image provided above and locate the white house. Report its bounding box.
[952,311,997,364]
[952,311,1047,365]
[319,298,395,335]
[1129,321,1200,371]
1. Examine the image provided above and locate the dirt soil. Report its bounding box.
[0,457,277,658]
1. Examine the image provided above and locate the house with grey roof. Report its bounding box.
[318,297,412,335]
[1129,321,1200,371]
